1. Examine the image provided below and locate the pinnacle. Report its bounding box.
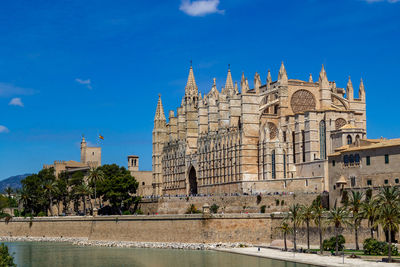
[225,68,234,91]
[185,65,198,96]
[155,94,166,121]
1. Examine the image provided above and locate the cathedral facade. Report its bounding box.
[152,63,366,196]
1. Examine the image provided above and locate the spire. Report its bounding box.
[278,61,288,85]
[308,73,313,83]
[185,65,198,96]
[346,76,354,101]
[254,72,261,93]
[234,81,239,94]
[154,94,166,122]
[225,66,234,92]
[266,70,272,90]
[81,135,87,148]
[359,78,365,101]
[241,72,249,91]
[319,65,329,89]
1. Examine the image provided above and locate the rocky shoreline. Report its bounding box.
[0,236,252,250]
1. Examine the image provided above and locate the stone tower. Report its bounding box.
[152,94,167,196]
[80,135,101,167]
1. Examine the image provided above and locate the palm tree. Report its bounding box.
[18,188,32,215]
[74,183,92,215]
[361,198,377,239]
[374,205,400,263]
[347,190,364,250]
[327,203,350,256]
[312,197,325,254]
[286,204,301,251]
[376,186,400,208]
[5,187,13,199]
[299,204,314,250]
[43,180,57,216]
[276,222,292,251]
[88,168,104,208]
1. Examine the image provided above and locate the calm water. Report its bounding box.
[4,242,315,267]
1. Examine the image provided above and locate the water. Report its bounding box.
[4,242,315,267]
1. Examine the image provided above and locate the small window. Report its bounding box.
[395,178,399,184]
[366,156,371,166]
[92,152,94,155]
[384,179,389,185]
[332,160,336,167]
[385,154,389,164]
[351,176,356,187]
[333,185,336,190]
[283,131,287,142]
[142,182,145,186]
[347,135,352,145]
[344,155,349,164]
[349,155,354,164]
[367,180,372,186]
[305,179,309,187]
[355,154,360,163]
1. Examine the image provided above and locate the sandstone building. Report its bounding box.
[152,63,366,196]
[128,155,152,196]
[329,138,400,207]
[44,136,101,177]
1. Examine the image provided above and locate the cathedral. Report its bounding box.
[152,63,366,196]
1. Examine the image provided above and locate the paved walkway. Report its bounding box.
[215,247,400,267]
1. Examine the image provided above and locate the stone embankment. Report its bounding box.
[0,236,251,250]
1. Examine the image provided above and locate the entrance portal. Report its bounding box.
[188,166,198,195]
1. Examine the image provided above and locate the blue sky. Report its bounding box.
[0,0,399,179]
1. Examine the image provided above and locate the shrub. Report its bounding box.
[275,199,280,206]
[185,204,201,214]
[363,238,399,256]
[122,210,131,215]
[13,210,20,217]
[323,235,345,251]
[0,243,16,267]
[260,205,266,213]
[210,204,219,214]
[37,211,46,217]
[134,209,143,215]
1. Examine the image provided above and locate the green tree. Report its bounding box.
[88,168,105,208]
[361,198,377,239]
[346,190,364,250]
[276,222,292,251]
[96,164,138,214]
[0,243,16,267]
[286,204,301,251]
[327,203,350,256]
[43,180,58,216]
[73,183,92,215]
[299,204,314,250]
[374,187,400,263]
[4,187,13,208]
[312,197,325,254]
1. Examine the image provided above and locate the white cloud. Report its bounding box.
[179,0,224,17]
[0,83,36,97]
[9,97,24,107]
[75,78,92,90]
[0,125,9,133]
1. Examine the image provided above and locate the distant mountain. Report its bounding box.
[0,174,31,193]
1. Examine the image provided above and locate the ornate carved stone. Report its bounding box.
[290,89,316,113]
[335,118,347,130]
[268,122,278,140]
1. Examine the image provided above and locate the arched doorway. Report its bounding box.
[188,166,198,195]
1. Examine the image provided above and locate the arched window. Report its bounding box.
[319,120,326,159]
[302,130,306,162]
[271,150,276,179]
[292,132,296,163]
[347,135,352,145]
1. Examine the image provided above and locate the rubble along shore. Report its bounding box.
[0,236,252,250]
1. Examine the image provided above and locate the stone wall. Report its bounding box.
[139,193,320,215]
[0,214,390,248]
